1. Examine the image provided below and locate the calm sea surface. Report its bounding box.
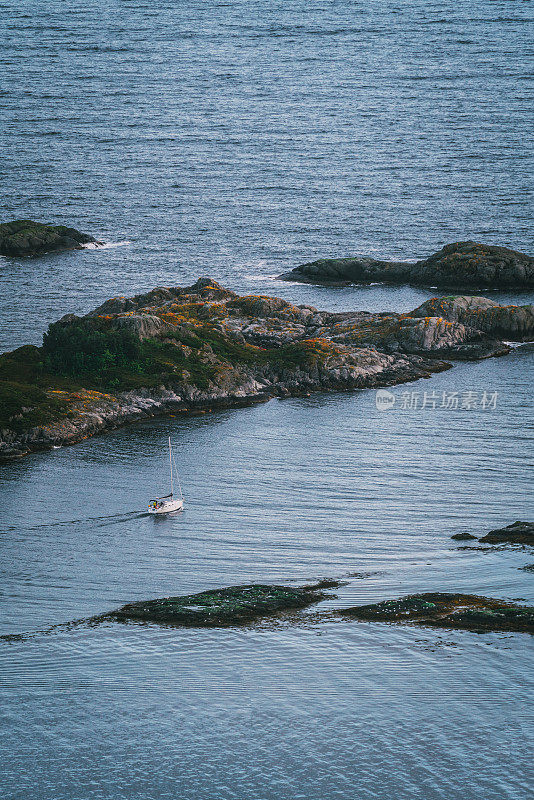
[1,2,533,799]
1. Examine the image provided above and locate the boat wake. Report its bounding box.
[3,510,146,534]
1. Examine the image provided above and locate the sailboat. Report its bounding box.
[148,437,184,515]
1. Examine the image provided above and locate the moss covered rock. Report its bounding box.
[107,581,339,627]
[0,220,99,256]
[338,592,534,633]
[412,242,534,289]
[280,241,534,290]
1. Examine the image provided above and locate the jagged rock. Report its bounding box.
[88,278,237,317]
[324,308,510,360]
[451,532,478,541]
[112,313,170,340]
[409,296,534,342]
[0,220,101,257]
[279,241,534,290]
[479,521,534,545]
[106,581,339,627]
[337,592,534,633]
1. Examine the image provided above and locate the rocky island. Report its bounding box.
[100,585,534,634]
[337,593,534,634]
[3,580,533,639]
[279,241,534,290]
[0,219,101,257]
[106,580,340,627]
[1,278,532,459]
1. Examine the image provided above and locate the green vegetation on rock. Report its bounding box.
[100,585,533,634]
[337,592,534,633]
[0,219,98,257]
[107,581,339,627]
[1,277,529,459]
[0,380,70,432]
[43,319,143,378]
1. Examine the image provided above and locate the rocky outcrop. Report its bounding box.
[451,532,477,541]
[279,255,409,286]
[106,581,339,627]
[279,241,534,290]
[337,593,534,633]
[87,278,237,317]
[0,220,101,257]
[0,279,528,458]
[110,313,171,340]
[479,521,534,545]
[409,296,534,342]
[326,311,510,360]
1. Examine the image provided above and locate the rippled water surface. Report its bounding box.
[1,1,533,799]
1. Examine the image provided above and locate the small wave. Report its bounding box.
[267,278,304,286]
[82,240,131,250]
[504,340,534,349]
[244,273,283,281]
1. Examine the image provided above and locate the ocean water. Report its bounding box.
[1,1,533,799]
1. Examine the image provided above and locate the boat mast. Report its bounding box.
[169,436,174,497]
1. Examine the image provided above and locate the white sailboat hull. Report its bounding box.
[148,438,184,515]
[148,498,184,515]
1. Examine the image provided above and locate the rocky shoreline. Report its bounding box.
[279,241,534,290]
[1,278,532,459]
[6,583,534,640]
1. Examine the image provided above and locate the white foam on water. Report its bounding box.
[504,340,534,348]
[244,273,285,282]
[82,240,131,250]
